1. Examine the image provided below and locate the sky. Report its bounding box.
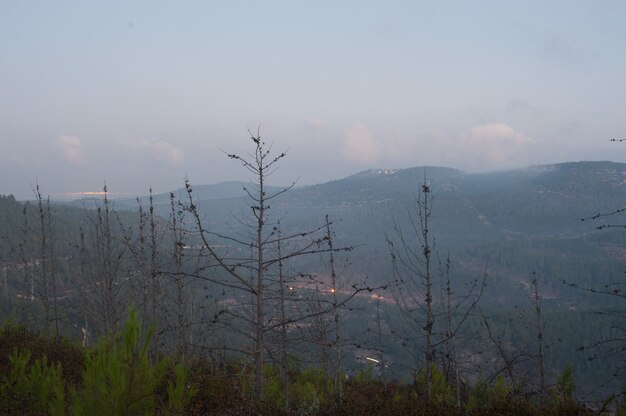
[1,1,626,200]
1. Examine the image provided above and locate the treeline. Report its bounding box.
[0,139,625,414]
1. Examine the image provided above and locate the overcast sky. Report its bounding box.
[2,1,626,200]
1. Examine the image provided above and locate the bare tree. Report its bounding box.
[34,185,51,336]
[184,133,329,398]
[387,179,436,402]
[19,201,34,327]
[45,197,60,338]
[184,132,373,400]
[75,186,128,338]
[479,274,548,398]
[17,185,61,335]
[439,255,486,413]
[274,221,291,407]
[388,178,485,407]
[531,273,546,396]
[374,293,388,388]
[127,189,164,356]
[169,192,191,361]
[324,214,344,403]
[442,256,461,412]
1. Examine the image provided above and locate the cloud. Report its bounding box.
[461,123,535,168]
[56,135,86,166]
[121,138,184,166]
[342,122,380,164]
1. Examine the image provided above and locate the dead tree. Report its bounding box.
[531,273,546,396]
[388,177,486,408]
[442,256,461,412]
[184,132,372,400]
[325,214,343,403]
[440,255,486,413]
[169,192,190,361]
[45,197,60,338]
[479,274,546,397]
[275,221,291,407]
[185,133,327,399]
[34,185,51,336]
[375,293,387,388]
[147,190,162,350]
[16,185,60,335]
[387,178,436,402]
[75,186,128,338]
[19,202,34,328]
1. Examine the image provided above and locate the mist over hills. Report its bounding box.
[8,156,626,305]
[25,161,626,294]
[71,162,620,242]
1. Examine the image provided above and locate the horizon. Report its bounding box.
[9,158,621,202]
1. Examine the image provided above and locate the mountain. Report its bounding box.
[5,160,626,310]
[10,161,626,292]
[144,161,626,307]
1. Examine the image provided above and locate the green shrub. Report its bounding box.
[166,364,196,415]
[414,364,455,408]
[551,365,585,414]
[0,323,84,385]
[71,311,194,416]
[290,368,333,415]
[0,349,65,416]
[465,375,517,414]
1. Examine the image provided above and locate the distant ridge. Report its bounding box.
[57,160,626,209]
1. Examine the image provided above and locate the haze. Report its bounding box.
[2,1,626,200]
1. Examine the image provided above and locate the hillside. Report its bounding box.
[1,160,625,399]
[128,161,626,303]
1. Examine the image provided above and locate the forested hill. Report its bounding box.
[1,160,626,405]
[131,160,626,243]
[5,160,626,295]
[110,160,626,305]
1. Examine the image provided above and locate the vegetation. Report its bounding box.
[0,153,625,413]
[0,319,598,415]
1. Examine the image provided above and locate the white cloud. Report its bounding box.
[120,138,184,166]
[342,122,380,164]
[56,135,86,167]
[463,123,535,168]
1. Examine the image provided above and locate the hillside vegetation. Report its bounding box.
[0,160,625,414]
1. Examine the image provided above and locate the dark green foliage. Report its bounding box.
[0,350,65,416]
[0,323,84,385]
[287,368,333,414]
[0,314,195,416]
[166,365,196,415]
[553,366,576,406]
[71,311,166,415]
[0,321,599,416]
[71,310,194,416]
